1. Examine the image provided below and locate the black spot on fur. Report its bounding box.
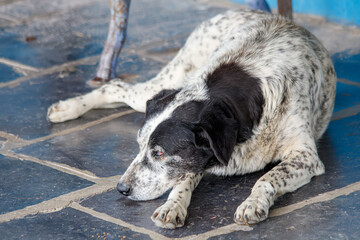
[145,89,180,120]
[172,101,206,123]
[149,120,214,174]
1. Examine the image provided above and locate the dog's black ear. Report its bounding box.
[194,103,238,166]
[145,89,180,119]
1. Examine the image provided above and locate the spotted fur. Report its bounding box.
[48,9,336,229]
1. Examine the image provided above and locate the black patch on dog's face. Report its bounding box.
[145,89,180,120]
[143,62,264,174]
[149,119,215,174]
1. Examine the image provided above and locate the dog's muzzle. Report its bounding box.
[117,182,131,196]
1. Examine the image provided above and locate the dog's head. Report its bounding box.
[116,88,240,201]
[117,63,264,201]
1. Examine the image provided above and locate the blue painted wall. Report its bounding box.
[231,0,360,25]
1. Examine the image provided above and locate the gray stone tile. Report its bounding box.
[0,0,96,20]
[16,112,144,177]
[0,1,109,68]
[0,154,93,215]
[0,64,105,140]
[0,30,39,68]
[0,52,162,140]
[125,0,225,48]
[210,191,360,240]
[0,63,22,83]
[0,207,151,240]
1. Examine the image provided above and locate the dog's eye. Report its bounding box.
[152,150,165,160]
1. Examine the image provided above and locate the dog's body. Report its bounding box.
[48,10,336,228]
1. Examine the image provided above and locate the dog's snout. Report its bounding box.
[117,182,131,196]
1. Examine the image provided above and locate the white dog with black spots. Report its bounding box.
[48,9,336,229]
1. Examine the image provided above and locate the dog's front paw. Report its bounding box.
[151,200,187,229]
[234,195,269,225]
[47,99,86,123]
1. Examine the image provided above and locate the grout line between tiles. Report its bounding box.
[0,175,120,224]
[269,181,360,218]
[0,13,20,24]
[331,104,360,121]
[179,224,253,240]
[0,29,190,89]
[0,58,40,73]
[2,109,135,150]
[26,109,136,144]
[337,78,360,88]
[0,148,359,239]
[0,131,26,143]
[177,181,360,239]
[0,35,180,89]
[0,151,100,182]
[0,55,99,89]
[66,181,360,240]
[71,202,170,240]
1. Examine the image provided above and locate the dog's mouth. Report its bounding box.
[116,174,177,201]
[116,183,169,201]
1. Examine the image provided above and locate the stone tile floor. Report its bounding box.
[0,0,360,239]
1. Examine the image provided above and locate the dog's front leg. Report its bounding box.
[47,78,161,123]
[234,137,325,225]
[151,173,203,229]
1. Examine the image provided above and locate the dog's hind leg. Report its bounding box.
[151,173,203,229]
[234,134,325,225]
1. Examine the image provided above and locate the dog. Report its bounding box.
[47,9,336,229]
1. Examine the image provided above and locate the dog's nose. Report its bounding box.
[117,182,131,196]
